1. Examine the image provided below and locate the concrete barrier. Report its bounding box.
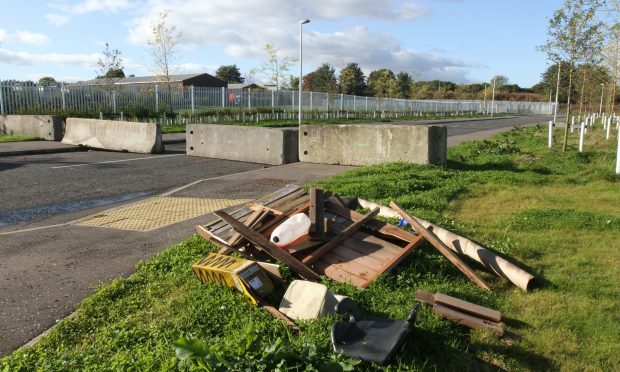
[299,124,447,166]
[187,124,299,165]
[0,115,64,141]
[62,118,164,154]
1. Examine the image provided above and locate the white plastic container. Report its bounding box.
[270,213,311,247]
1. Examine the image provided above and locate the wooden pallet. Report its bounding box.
[197,184,423,288]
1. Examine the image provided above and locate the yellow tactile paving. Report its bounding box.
[75,197,250,231]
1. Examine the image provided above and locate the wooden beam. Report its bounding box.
[325,200,419,243]
[309,185,325,241]
[248,203,283,215]
[433,304,503,336]
[415,290,501,323]
[228,209,265,247]
[390,202,491,291]
[302,207,380,265]
[214,210,319,281]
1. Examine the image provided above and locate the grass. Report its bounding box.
[160,124,187,134]
[1,124,618,371]
[0,134,41,142]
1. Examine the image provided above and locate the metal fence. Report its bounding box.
[0,81,554,116]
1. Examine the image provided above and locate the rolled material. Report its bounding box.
[357,198,535,291]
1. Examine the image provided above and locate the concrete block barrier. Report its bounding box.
[187,124,299,165]
[299,124,447,166]
[62,118,164,154]
[0,115,64,141]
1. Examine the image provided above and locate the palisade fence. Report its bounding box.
[0,81,554,121]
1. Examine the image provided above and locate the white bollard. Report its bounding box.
[616,130,620,175]
[571,116,575,133]
[607,117,612,140]
[579,122,585,152]
[548,121,553,148]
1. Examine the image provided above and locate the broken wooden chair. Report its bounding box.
[331,299,420,364]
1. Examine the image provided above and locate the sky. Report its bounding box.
[0,0,565,87]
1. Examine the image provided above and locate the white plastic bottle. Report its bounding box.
[270,213,311,247]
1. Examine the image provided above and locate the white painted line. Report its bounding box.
[51,154,184,169]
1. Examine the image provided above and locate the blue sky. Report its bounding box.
[0,0,564,87]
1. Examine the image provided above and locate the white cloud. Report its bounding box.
[0,48,99,67]
[70,0,132,15]
[0,29,7,43]
[14,31,50,45]
[46,0,134,25]
[46,14,70,26]
[126,0,478,82]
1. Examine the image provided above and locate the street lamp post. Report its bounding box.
[299,19,310,125]
[599,83,604,116]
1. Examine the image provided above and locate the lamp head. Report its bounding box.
[299,19,310,24]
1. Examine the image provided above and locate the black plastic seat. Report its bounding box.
[331,298,420,364]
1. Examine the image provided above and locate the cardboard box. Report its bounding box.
[192,253,274,303]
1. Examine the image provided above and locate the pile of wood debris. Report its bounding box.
[195,184,535,335]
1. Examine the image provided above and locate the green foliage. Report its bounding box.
[37,76,57,87]
[367,69,397,98]
[174,325,359,371]
[338,63,366,95]
[313,63,339,94]
[253,43,292,90]
[215,65,244,84]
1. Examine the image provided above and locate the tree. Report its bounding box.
[539,0,603,151]
[312,63,338,93]
[148,9,182,97]
[600,1,620,112]
[395,72,414,98]
[215,65,244,83]
[367,69,397,97]
[38,76,57,87]
[253,43,293,90]
[491,75,509,89]
[302,71,316,92]
[96,42,124,95]
[338,63,366,95]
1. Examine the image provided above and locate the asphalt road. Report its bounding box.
[0,143,267,228]
[0,115,553,356]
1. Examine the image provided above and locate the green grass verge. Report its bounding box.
[160,124,187,134]
[1,124,618,371]
[0,134,42,142]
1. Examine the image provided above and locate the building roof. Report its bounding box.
[227,83,260,90]
[76,73,214,86]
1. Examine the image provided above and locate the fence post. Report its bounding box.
[112,90,117,113]
[353,95,356,112]
[221,87,225,108]
[365,96,368,112]
[310,91,313,111]
[340,93,344,111]
[548,121,553,148]
[191,86,195,114]
[0,80,4,115]
[271,90,275,116]
[155,84,159,112]
[61,82,66,111]
[292,90,295,111]
[248,88,252,110]
[326,92,329,112]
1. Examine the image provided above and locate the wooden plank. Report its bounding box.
[248,203,283,215]
[287,236,327,254]
[312,259,369,288]
[433,304,503,336]
[328,244,387,270]
[214,210,319,281]
[434,292,502,323]
[320,254,376,281]
[328,220,403,256]
[374,236,424,274]
[415,289,435,306]
[325,200,418,243]
[302,207,380,265]
[257,202,310,236]
[309,185,325,241]
[390,202,491,291]
[228,209,264,246]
